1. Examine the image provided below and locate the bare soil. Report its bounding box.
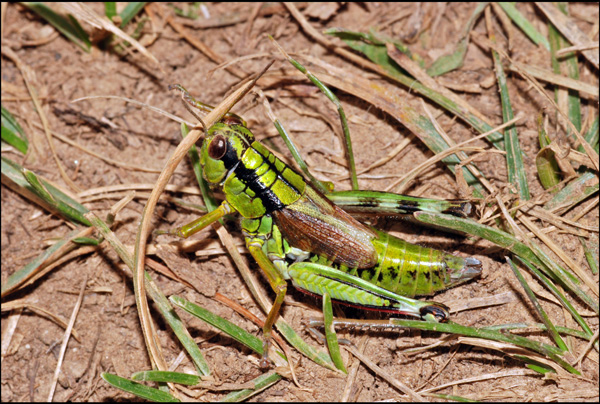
[2,3,598,402]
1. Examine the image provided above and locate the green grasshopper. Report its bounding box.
[165,85,482,367]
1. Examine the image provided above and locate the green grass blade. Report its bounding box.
[536,147,561,190]
[22,2,91,52]
[169,3,203,19]
[1,228,85,296]
[22,168,92,226]
[328,190,472,217]
[513,355,555,374]
[408,116,487,198]
[538,120,552,148]
[131,370,200,385]
[101,373,180,402]
[21,168,55,203]
[324,28,505,149]
[429,393,478,402]
[490,39,530,200]
[221,371,282,402]
[514,256,594,339]
[506,257,568,351]
[171,294,336,372]
[104,2,117,19]
[256,90,333,193]
[145,275,212,376]
[119,2,147,27]
[484,323,593,341]
[324,28,422,65]
[170,295,265,355]
[580,236,598,275]
[275,319,337,370]
[497,3,551,50]
[72,236,100,245]
[427,2,488,76]
[270,37,359,190]
[427,38,468,77]
[388,319,578,374]
[1,105,28,154]
[548,3,582,150]
[2,157,91,226]
[322,294,346,373]
[1,157,100,296]
[535,147,561,190]
[536,119,561,190]
[583,116,599,154]
[544,171,598,212]
[526,241,598,313]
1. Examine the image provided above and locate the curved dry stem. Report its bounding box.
[131,65,271,372]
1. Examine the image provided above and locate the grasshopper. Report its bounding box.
[165,85,482,367]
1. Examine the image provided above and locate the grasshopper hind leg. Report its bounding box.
[285,262,451,322]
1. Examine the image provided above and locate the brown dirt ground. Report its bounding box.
[1,2,598,402]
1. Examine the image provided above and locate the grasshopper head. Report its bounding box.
[200,122,255,185]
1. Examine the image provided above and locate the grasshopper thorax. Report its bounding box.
[200,122,306,218]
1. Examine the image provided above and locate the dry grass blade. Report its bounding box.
[385,117,517,193]
[419,368,535,394]
[556,42,599,56]
[0,221,94,297]
[508,62,598,98]
[72,94,195,127]
[573,329,599,365]
[60,2,159,67]
[341,334,368,402]
[388,146,494,194]
[536,2,599,68]
[1,300,81,341]
[20,245,98,290]
[529,206,596,234]
[356,135,414,176]
[47,273,87,402]
[286,2,504,148]
[30,121,162,174]
[570,196,599,222]
[518,214,598,296]
[1,308,21,359]
[76,183,200,199]
[445,291,516,314]
[344,344,425,401]
[283,57,488,191]
[386,42,494,126]
[167,15,246,79]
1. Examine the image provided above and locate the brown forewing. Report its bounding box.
[273,186,378,269]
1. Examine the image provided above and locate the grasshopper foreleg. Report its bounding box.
[157,201,232,238]
[241,216,289,368]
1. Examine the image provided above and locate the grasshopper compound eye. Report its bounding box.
[208,134,227,159]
